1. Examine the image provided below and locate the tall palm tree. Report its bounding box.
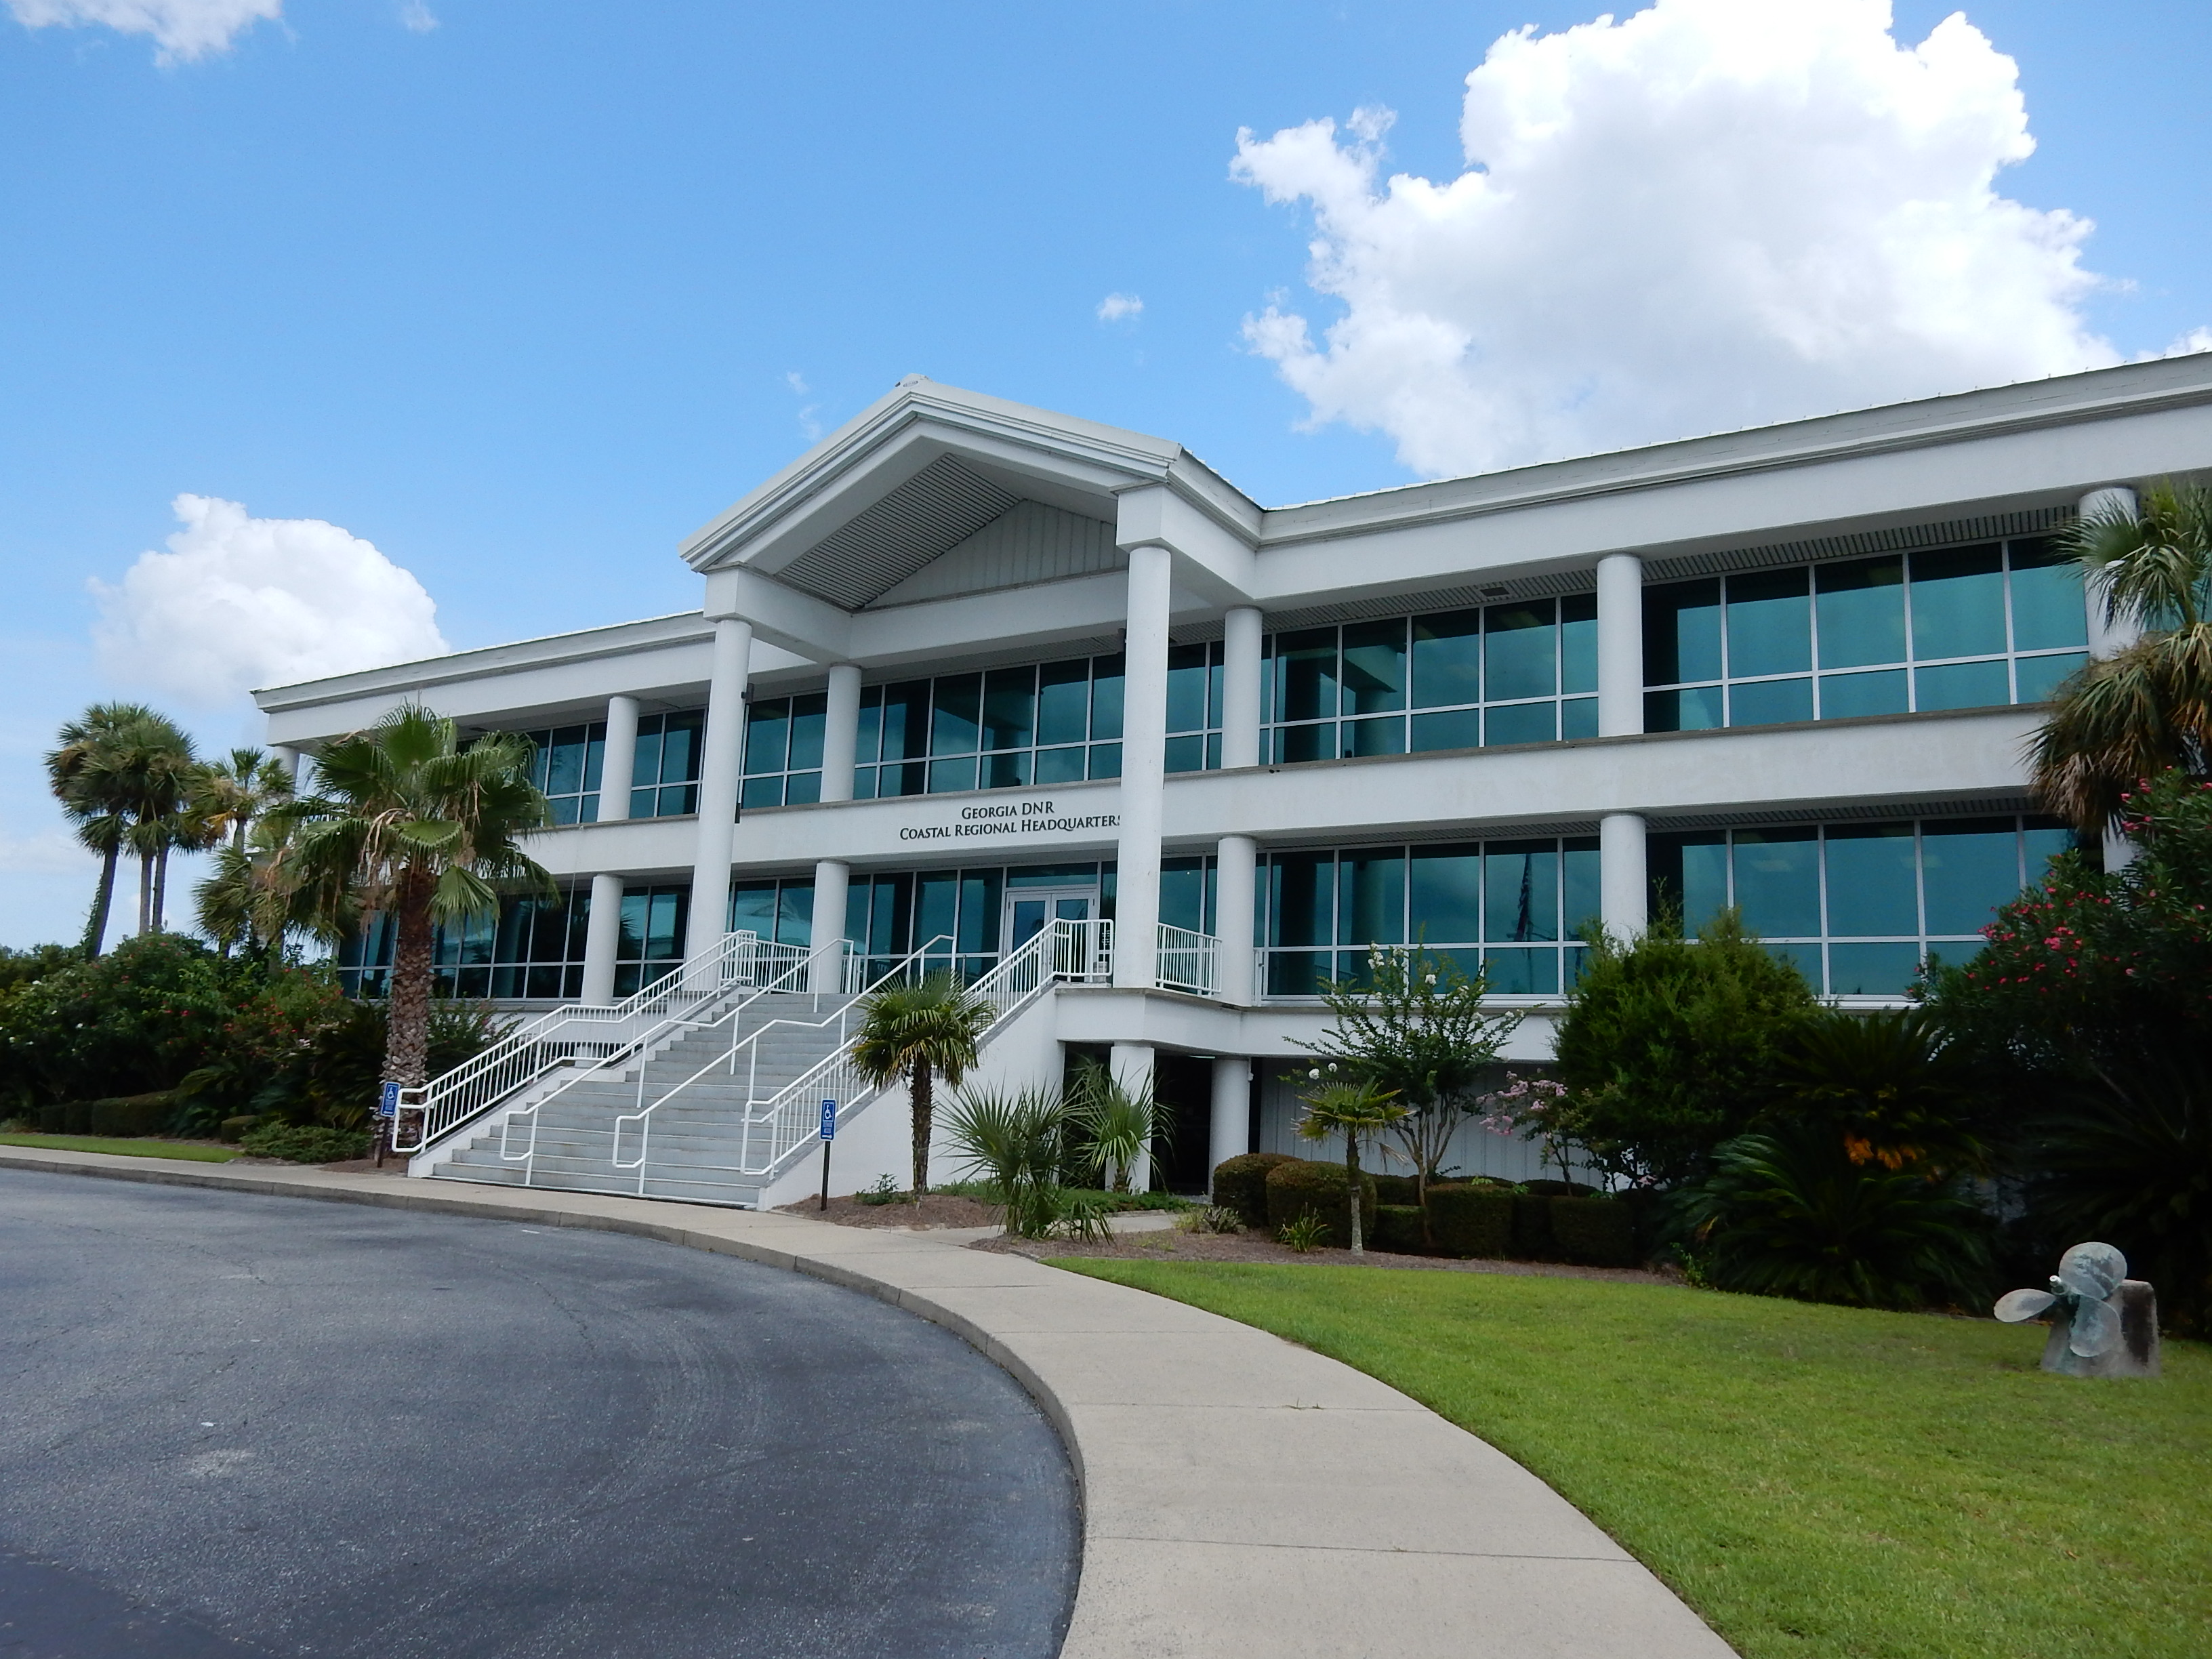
[277,704,552,1101]
[189,747,295,853]
[851,971,996,1200]
[45,701,152,956]
[194,811,327,961]
[2030,482,2212,836]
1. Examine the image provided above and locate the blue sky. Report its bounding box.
[2,0,2208,947]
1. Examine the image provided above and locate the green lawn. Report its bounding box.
[1055,1260,2209,1659]
[0,1132,239,1163]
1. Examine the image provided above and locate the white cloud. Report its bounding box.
[398,0,434,30]
[1097,292,1145,323]
[89,495,449,705]
[0,827,92,876]
[1231,0,2126,479]
[6,0,282,62]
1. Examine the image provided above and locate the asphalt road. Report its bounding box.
[0,1170,1078,1659]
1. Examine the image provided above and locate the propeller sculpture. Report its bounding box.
[1995,1242,2160,1379]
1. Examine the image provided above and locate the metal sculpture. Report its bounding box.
[1994,1242,2160,1378]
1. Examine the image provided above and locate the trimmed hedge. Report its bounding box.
[37,1093,180,1137]
[1372,1204,1426,1254]
[1427,1183,1514,1258]
[1549,1196,1639,1267]
[1522,1178,1601,1198]
[1264,1159,1378,1249]
[240,1124,369,1164]
[1369,1172,1422,1208]
[1212,1152,1298,1231]
[1511,1194,1557,1258]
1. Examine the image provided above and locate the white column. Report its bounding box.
[690,617,753,958]
[596,695,639,823]
[1113,545,1172,989]
[580,871,626,1004]
[1208,1056,1251,1189]
[2081,487,2143,870]
[1220,605,1263,769]
[1214,834,1257,1003]
[269,744,300,786]
[1600,812,1648,941]
[1596,552,1645,739]
[808,858,850,994]
[819,663,863,804]
[1111,1041,1157,1193]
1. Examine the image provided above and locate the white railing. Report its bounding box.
[1155,923,1219,996]
[598,933,959,1192]
[732,916,1113,1188]
[494,936,855,1176]
[394,928,814,1153]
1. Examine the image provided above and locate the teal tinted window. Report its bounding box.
[1485,602,1557,701]
[1411,609,1482,708]
[982,668,1036,751]
[1645,579,1723,684]
[1824,825,1918,936]
[1339,852,1406,945]
[1732,830,1820,938]
[727,880,779,937]
[1561,697,1599,740]
[1563,840,1601,941]
[1826,941,1922,996]
[1035,745,1085,783]
[1160,857,1210,934]
[1088,655,1124,740]
[1036,660,1090,745]
[1341,619,1407,715]
[743,700,788,775]
[1409,846,1481,941]
[1910,545,2007,659]
[1269,853,1334,947]
[1814,556,1906,668]
[1345,716,1405,756]
[1921,820,2022,934]
[1275,629,1338,722]
[1726,567,1811,677]
[1486,701,1555,746]
[1645,686,1722,733]
[1410,708,1482,751]
[1165,645,1210,733]
[1483,947,1558,996]
[1560,594,1598,695]
[931,674,981,755]
[1915,658,2010,712]
[1729,678,1812,726]
[2007,539,2088,651]
[1485,842,1559,942]
[2015,651,2086,702]
[1818,669,1908,719]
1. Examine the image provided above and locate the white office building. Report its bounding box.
[258,358,2207,1206]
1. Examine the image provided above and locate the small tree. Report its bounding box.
[851,971,995,1200]
[1292,1071,1405,1256]
[1299,943,1520,1218]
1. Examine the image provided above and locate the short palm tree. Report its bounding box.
[1067,1056,1170,1193]
[1294,1075,1406,1256]
[2030,481,2212,836]
[194,812,325,961]
[188,747,295,853]
[851,971,996,1199]
[276,704,552,1103]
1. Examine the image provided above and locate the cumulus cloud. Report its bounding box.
[5,0,283,62]
[1232,0,2134,478]
[89,495,449,705]
[398,0,434,30]
[1097,292,1145,323]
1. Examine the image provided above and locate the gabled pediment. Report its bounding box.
[867,498,1121,608]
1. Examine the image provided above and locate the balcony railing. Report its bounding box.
[1154,924,1219,996]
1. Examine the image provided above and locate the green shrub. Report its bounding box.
[1212,1151,1298,1230]
[37,1102,77,1134]
[1511,1193,1557,1258]
[218,1115,258,1143]
[1522,1178,1599,1197]
[85,1092,180,1137]
[1264,1158,1377,1249]
[1368,1172,1422,1207]
[1426,1183,1514,1258]
[1372,1204,1427,1254]
[239,1123,369,1164]
[1549,1196,1639,1267]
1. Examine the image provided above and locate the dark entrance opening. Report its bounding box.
[1151,1052,1214,1195]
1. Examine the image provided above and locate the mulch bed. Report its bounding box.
[777,1192,1006,1229]
[975,1225,1679,1285]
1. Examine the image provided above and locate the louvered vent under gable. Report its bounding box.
[775,454,1021,609]
[868,499,1122,607]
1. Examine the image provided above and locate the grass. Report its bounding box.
[1053,1259,2210,1659]
[0,1132,240,1163]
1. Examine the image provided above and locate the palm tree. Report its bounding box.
[277,704,552,1106]
[45,701,146,956]
[45,703,196,945]
[851,971,996,1200]
[1294,1075,1406,1256]
[1067,1056,1169,1193]
[194,812,327,961]
[2030,482,2212,836]
[189,747,295,853]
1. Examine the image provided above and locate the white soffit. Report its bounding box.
[775,454,1023,609]
[869,499,1122,609]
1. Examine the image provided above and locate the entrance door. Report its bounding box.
[1003,888,1097,956]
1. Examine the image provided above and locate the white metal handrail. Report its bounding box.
[601,933,958,1189]
[731,916,1113,1188]
[495,937,855,1175]
[1155,922,1219,996]
[394,928,804,1153]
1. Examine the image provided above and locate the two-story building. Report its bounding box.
[257,357,2205,1203]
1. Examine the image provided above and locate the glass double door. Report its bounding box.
[1003,888,1097,954]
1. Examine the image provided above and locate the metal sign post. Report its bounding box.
[817,1098,837,1212]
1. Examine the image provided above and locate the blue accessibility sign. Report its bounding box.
[819,1098,838,1140]
[377,1080,401,1119]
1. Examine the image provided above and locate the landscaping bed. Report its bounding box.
[1054,1259,2211,1659]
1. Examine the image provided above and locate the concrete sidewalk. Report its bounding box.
[0,1147,1734,1659]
